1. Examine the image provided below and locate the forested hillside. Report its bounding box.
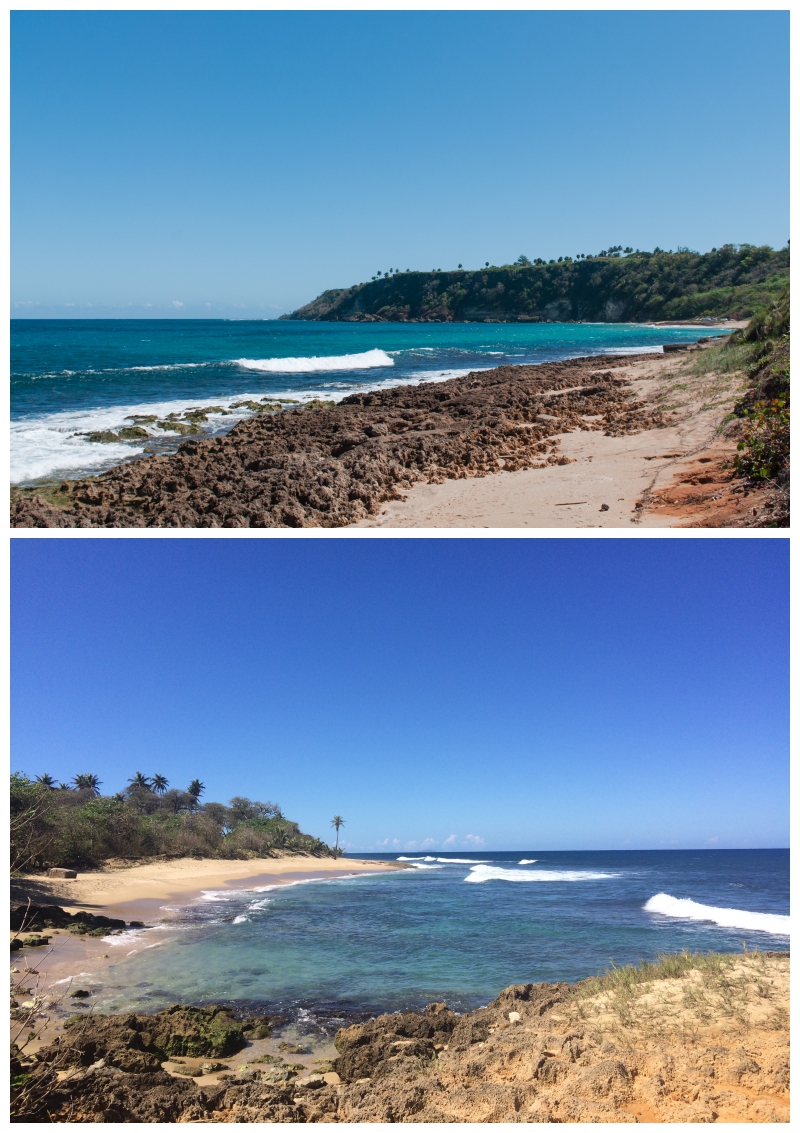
[283,244,787,324]
[10,772,333,870]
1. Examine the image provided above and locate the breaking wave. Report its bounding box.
[465,865,615,884]
[234,349,394,373]
[518,859,538,865]
[644,894,790,935]
[435,858,491,864]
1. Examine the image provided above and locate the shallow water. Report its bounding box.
[11,319,725,483]
[90,849,788,1023]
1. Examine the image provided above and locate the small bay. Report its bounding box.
[91,849,788,1025]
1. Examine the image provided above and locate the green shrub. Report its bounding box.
[734,398,790,480]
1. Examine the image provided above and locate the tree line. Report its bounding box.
[11,772,335,872]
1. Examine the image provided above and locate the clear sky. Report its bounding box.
[11,538,788,851]
[12,10,788,318]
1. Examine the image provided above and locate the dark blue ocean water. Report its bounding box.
[11,319,726,484]
[91,850,788,1022]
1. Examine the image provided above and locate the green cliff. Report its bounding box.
[282,244,788,324]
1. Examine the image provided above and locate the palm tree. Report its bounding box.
[151,774,169,795]
[187,779,205,811]
[127,772,152,791]
[331,815,345,857]
[72,773,102,795]
[35,773,58,789]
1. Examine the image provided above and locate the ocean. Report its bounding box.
[88,850,788,1031]
[11,319,727,485]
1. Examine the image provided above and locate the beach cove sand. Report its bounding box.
[11,855,403,992]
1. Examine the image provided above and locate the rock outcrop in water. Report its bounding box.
[12,953,789,1122]
[11,355,667,528]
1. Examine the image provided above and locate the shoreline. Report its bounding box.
[11,855,404,999]
[12,345,742,528]
[14,951,789,1122]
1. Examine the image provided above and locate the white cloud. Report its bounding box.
[172,300,184,308]
[442,834,458,846]
[707,835,719,844]
[464,834,485,847]
[421,838,437,848]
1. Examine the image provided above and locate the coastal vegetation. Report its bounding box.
[687,288,789,487]
[283,244,788,324]
[10,772,333,871]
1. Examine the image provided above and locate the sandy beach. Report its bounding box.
[11,855,402,995]
[13,854,398,917]
[354,326,779,529]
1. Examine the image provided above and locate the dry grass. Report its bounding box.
[557,951,789,1048]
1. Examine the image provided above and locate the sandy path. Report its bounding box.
[355,341,751,529]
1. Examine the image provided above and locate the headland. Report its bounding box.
[281,245,788,325]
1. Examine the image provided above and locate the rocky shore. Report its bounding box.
[11,354,669,528]
[12,951,789,1123]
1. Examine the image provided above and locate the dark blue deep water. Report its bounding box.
[93,849,788,1021]
[11,319,726,483]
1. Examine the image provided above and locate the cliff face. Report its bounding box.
[282,245,788,324]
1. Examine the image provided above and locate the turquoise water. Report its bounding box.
[91,850,788,1026]
[11,319,726,483]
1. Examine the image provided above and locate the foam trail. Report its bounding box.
[465,865,615,883]
[235,349,394,373]
[435,858,491,864]
[644,894,790,935]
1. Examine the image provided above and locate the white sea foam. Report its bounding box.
[407,864,444,870]
[397,856,426,861]
[102,929,154,946]
[10,365,477,484]
[232,915,249,924]
[198,873,365,905]
[10,394,254,484]
[235,349,394,373]
[644,893,790,935]
[465,864,615,884]
[518,859,538,865]
[435,858,491,864]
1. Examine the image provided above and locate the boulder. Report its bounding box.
[48,868,77,879]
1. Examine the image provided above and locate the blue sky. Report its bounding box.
[12,11,788,318]
[11,539,788,851]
